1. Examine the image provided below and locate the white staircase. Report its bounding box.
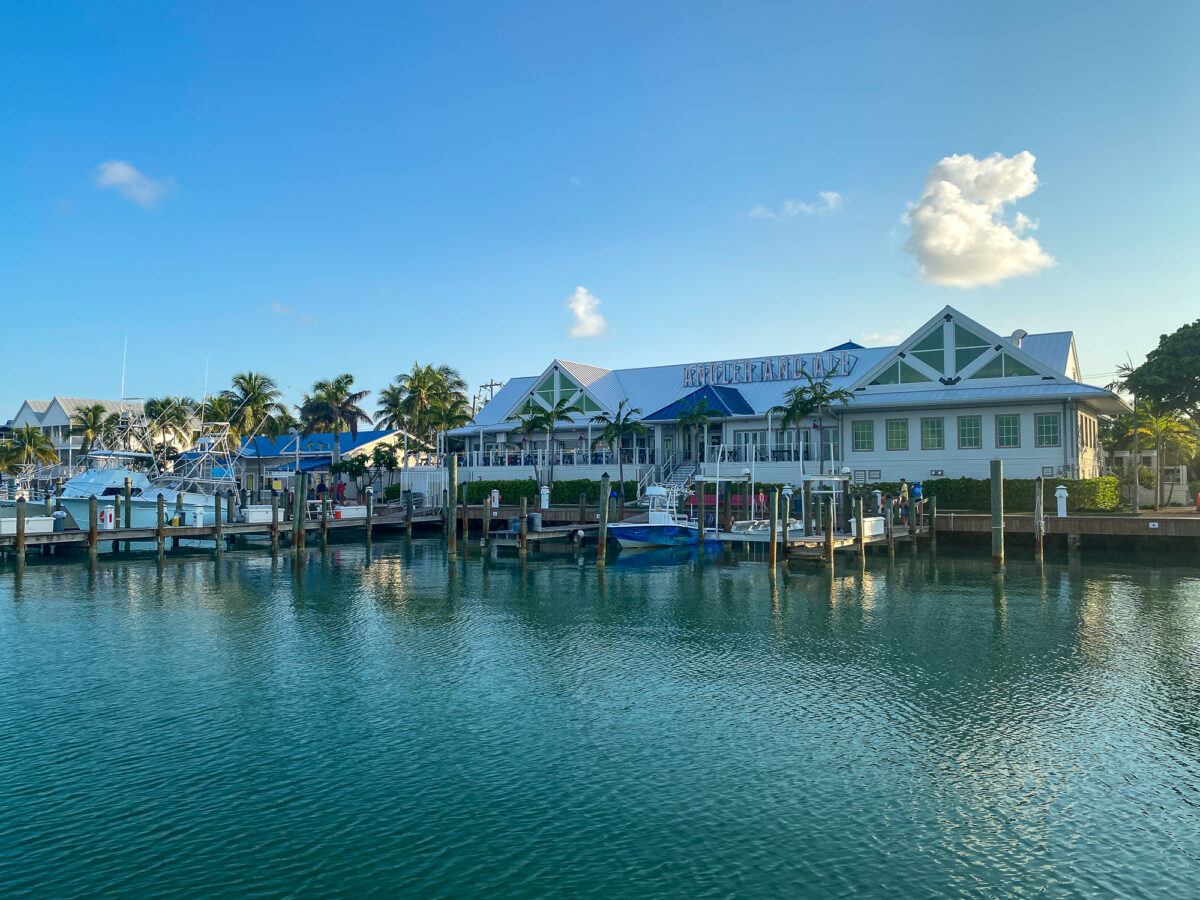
[664,463,697,491]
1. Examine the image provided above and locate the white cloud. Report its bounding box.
[270,301,315,326]
[904,151,1054,287]
[94,160,175,208]
[565,286,608,338]
[749,190,842,220]
[860,331,904,346]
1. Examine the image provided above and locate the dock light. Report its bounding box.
[782,486,793,498]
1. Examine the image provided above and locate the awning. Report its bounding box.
[266,456,331,474]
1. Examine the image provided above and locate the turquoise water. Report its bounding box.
[2,539,1199,897]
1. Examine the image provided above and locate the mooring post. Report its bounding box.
[406,490,414,539]
[768,487,779,568]
[270,489,280,553]
[803,480,813,537]
[823,496,834,569]
[518,496,529,558]
[365,487,374,543]
[88,495,98,559]
[292,472,307,549]
[855,495,866,564]
[123,476,133,552]
[15,497,26,563]
[482,493,492,548]
[447,456,458,558]
[173,492,184,548]
[578,492,586,526]
[990,459,1005,574]
[213,492,223,550]
[1033,476,1045,559]
[156,494,166,556]
[597,473,610,566]
[781,488,792,559]
[885,501,895,557]
[929,495,938,549]
[320,497,329,545]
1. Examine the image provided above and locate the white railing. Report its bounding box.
[703,444,815,464]
[456,447,658,469]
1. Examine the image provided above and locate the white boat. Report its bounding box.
[607,485,712,548]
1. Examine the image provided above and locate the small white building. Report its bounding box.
[8,397,145,472]
[448,305,1127,488]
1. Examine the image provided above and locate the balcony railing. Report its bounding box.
[456,448,657,469]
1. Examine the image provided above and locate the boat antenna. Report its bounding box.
[120,331,128,398]
[202,356,210,402]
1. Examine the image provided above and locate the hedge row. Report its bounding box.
[451,478,640,505]
[856,476,1121,513]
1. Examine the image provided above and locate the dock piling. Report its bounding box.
[366,487,374,543]
[123,477,133,551]
[88,496,98,559]
[518,497,529,558]
[823,497,834,570]
[597,473,610,566]
[15,497,26,562]
[270,489,280,552]
[803,481,813,537]
[1033,476,1045,559]
[405,490,414,539]
[213,492,223,550]
[929,496,938,549]
[855,495,866,564]
[990,459,1005,574]
[447,456,458,558]
[768,487,779,568]
[156,494,166,556]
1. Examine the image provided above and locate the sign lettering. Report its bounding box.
[681,352,857,387]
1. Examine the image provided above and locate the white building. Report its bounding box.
[8,397,146,471]
[449,306,1127,488]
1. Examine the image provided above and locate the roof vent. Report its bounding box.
[1009,328,1027,349]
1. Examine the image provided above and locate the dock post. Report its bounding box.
[292,473,306,549]
[88,496,98,560]
[365,487,374,543]
[823,497,834,569]
[803,481,813,537]
[885,502,895,557]
[156,494,166,556]
[320,497,329,546]
[123,476,133,552]
[15,497,26,563]
[405,490,414,539]
[213,492,224,550]
[855,495,866,564]
[482,495,492,548]
[768,487,779,568]
[929,496,938,549]
[44,491,53,516]
[1033,477,1045,559]
[447,456,458,558]
[270,489,280,553]
[990,459,1005,574]
[578,492,586,526]
[597,473,610,566]
[519,496,529,558]
[781,488,792,559]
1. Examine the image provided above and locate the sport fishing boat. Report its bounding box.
[607,485,710,548]
[56,426,241,528]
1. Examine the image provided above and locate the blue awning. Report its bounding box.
[265,456,331,474]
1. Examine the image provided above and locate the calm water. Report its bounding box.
[2,540,1199,898]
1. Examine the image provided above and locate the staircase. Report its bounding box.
[664,463,697,491]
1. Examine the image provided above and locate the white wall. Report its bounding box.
[840,403,1075,480]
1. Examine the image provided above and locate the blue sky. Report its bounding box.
[3,1,1197,415]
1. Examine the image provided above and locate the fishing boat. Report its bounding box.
[607,485,712,548]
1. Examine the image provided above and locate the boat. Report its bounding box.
[607,485,713,548]
[56,425,242,529]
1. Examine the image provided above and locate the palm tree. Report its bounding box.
[1132,407,1199,508]
[11,425,59,468]
[201,393,237,427]
[227,372,288,439]
[770,373,854,474]
[299,373,372,438]
[379,363,470,447]
[145,396,197,452]
[71,403,115,457]
[590,399,645,501]
[675,399,712,469]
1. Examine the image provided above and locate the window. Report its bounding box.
[921,417,944,450]
[870,360,932,385]
[954,324,990,371]
[886,419,908,451]
[957,416,982,449]
[968,352,1039,380]
[852,421,874,452]
[1035,413,1061,447]
[819,426,840,461]
[910,328,946,374]
[995,414,1021,448]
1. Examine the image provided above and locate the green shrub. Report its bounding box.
[858,476,1121,513]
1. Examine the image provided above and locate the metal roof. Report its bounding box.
[644,385,756,421]
[240,430,397,458]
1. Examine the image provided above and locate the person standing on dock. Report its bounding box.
[898,478,910,524]
[316,479,328,503]
[336,480,346,505]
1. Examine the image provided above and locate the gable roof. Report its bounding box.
[48,397,145,419]
[643,385,756,421]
